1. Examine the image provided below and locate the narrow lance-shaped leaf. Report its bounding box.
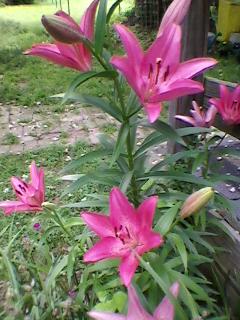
[63,70,117,104]
[61,149,113,174]
[168,233,188,273]
[53,93,122,121]
[95,0,108,54]
[106,0,123,23]
[111,122,129,165]
[46,256,68,292]
[155,202,181,236]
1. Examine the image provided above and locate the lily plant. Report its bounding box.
[1,0,238,319]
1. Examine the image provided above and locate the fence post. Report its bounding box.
[168,0,211,152]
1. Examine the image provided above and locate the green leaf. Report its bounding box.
[63,199,108,208]
[67,246,79,285]
[177,127,211,136]
[135,132,167,159]
[138,171,213,187]
[120,170,133,193]
[106,0,123,23]
[0,250,22,301]
[113,291,127,312]
[61,149,112,174]
[62,169,122,196]
[63,70,117,104]
[155,202,181,236]
[111,122,129,165]
[151,120,186,146]
[95,0,108,54]
[168,233,188,272]
[64,217,85,228]
[137,254,186,320]
[0,224,10,238]
[166,268,200,318]
[55,93,122,121]
[139,119,185,148]
[46,255,68,292]
[191,151,206,173]
[150,150,200,172]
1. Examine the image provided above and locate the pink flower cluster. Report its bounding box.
[0,163,177,318]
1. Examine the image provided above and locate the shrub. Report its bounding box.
[5,0,34,5]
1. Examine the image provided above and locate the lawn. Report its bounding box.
[0,0,133,106]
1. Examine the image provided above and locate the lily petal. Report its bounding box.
[119,252,139,287]
[30,161,40,189]
[152,79,204,102]
[84,237,125,263]
[142,24,181,76]
[25,44,81,70]
[137,231,164,255]
[55,10,81,32]
[111,56,142,97]
[170,58,217,82]
[113,24,144,64]
[205,105,217,125]
[56,41,90,71]
[154,282,179,320]
[82,212,114,238]
[137,196,158,228]
[0,201,39,215]
[175,115,196,126]
[80,0,99,40]
[143,102,162,123]
[158,0,192,35]
[88,311,126,320]
[109,187,136,229]
[127,285,152,320]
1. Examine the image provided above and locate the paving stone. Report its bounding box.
[0,145,10,154]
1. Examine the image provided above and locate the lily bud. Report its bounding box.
[180,187,214,219]
[42,201,57,211]
[41,15,85,44]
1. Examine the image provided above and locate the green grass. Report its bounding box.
[207,56,240,83]
[2,133,20,145]
[0,0,134,107]
[0,141,102,230]
[0,0,94,25]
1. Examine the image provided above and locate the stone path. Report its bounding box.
[0,102,167,159]
[0,102,117,154]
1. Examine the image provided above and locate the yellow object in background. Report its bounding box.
[218,0,240,41]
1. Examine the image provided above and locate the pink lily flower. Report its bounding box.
[209,84,240,125]
[111,23,217,123]
[175,101,217,127]
[82,187,163,287]
[0,161,45,216]
[158,0,192,36]
[25,0,99,71]
[88,282,179,320]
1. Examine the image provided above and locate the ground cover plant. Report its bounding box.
[1,0,240,319]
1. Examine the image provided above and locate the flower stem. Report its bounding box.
[44,206,71,237]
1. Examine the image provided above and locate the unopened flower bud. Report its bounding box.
[41,14,85,44]
[42,202,57,211]
[33,222,41,232]
[180,187,214,219]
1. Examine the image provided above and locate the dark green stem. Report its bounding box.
[88,42,140,204]
[114,78,139,205]
[45,207,71,237]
